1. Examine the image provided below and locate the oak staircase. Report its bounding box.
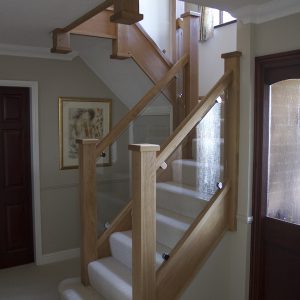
[53,2,241,299]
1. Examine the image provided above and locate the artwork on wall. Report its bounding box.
[59,97,111,169]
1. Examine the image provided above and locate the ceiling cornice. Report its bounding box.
[0,43,78,61]
[181,0,300,24]
[231,0,300,24]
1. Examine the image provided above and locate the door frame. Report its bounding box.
[250,49,300,299]
[0,80,42,265]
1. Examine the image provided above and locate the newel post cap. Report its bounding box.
[128,143,160,152]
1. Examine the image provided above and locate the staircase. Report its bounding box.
[56,64,240,299]
[59,123,222,299]
[52,2,241,299]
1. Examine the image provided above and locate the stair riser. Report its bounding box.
[156,218,188,249]
[109,233,132,270]
[172,162,224,191]
[89,259,132,300]
[157,187,207,218]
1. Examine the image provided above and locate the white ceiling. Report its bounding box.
[0,0,299,50]
[182,0,271,11]
[182,0,300,23]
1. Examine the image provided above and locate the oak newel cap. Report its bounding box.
[128,144,160,152]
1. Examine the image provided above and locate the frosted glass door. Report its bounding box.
[267,79,300,225]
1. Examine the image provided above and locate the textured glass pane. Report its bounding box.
[157,95,225,216]
[194,100,224,195]
[267,79,300,225]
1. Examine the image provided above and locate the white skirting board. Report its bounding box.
[37,248,80,265]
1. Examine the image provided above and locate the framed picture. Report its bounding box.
[59,97,112,169]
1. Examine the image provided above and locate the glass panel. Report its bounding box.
[267,79,300,225]
[194,97,224,195]
[96,82,174,235]
[157,95,225,216]
[132,92,173,145]
[155,94,225,251]
[96,127,131,235]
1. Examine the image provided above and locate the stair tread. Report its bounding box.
[59,277,105,300]
[89,257,131,300]
[157,181,212,201]
[156,207,193,230]
[109,230,172,270]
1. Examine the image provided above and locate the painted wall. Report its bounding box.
[0,55,129,257]
[254,12,300,57]
[72,36,170,111]
[199,22,237,95]
[139,0,171,58]
[184,13,300,299]
[219,12,300,300]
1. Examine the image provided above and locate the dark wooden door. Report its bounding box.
[0,86,33,269]
[251,50,300,299]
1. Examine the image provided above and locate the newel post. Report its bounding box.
[77,139,98,285]
[181,11,200,115]
[221,51,242,231]
[111,0,143,25]
[51,29,72,54]
[129,144,160,300]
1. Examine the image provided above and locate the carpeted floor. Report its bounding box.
[0,258,80,300]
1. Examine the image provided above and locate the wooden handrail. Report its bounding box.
[95,54,189,157]
[134,23,173,67]
[156,70,233,170]
[156,183,231,300]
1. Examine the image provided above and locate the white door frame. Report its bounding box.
[0,80,42,265]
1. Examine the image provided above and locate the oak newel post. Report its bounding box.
[222,51,241,231]
[181,11,200,114]
[129,144,160,300]
[77,139,98,285]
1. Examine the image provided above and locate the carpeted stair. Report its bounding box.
[59,108,224,300]
[59,155,222,300]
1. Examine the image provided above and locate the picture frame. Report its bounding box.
[59,97,112,169]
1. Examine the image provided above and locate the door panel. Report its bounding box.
[3,95,22,121]
[0,87,33,269]
[4,130,24,187]
[251,50,300,299]
[263,218,300,299]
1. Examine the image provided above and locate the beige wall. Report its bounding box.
[225,12,300,300]
[0,55,129,254]
[199,22,237,95]
[254,12,300,57]
[184,13,300,300]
